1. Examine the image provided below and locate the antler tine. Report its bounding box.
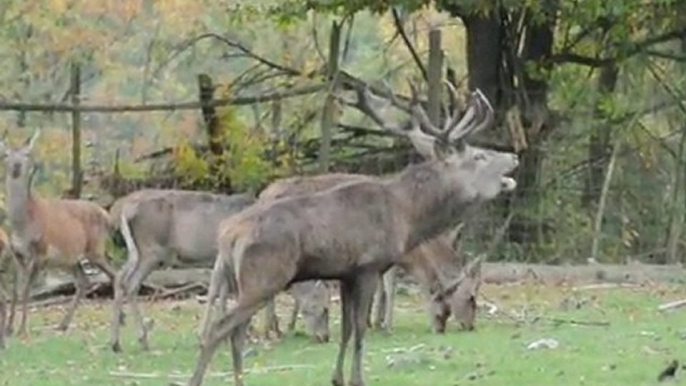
[441,79,462,132]
[407,79,445,139]
[26,128,41,151]
[469,89,494,136]
[352,84,400,134]
[446,93,480,144]
[381,79,412,115]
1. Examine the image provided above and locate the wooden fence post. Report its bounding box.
[70,62,82,198]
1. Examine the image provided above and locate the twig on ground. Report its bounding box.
[658,299,686,312]
[573,283,641,291]
[156,282,208,300]
[537,317,610,327]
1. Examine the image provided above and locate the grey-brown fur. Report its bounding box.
[108,189,255,352]
[189,88,518,386]
[257,174,482,338]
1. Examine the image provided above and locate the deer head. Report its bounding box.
[298,281,331,343]
[352,81,518,201]
[0,129,41,185]
[430,255,483,332]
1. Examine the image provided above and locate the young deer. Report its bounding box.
[1,130,118,335]
[190,85,518,386]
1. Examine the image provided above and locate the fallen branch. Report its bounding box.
[154,282,207,300]
[658,299,686,312]
[539,317,610,327]
[573,283,642,291]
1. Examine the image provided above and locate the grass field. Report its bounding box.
[1,282,685,386]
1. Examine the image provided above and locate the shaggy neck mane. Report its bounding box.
[386,160,478,252]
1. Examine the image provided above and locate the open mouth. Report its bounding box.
[500,160,519,191]
[500,176,516,191]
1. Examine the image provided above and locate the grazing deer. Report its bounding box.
[1,130,118,335]
[107,189,255,352]
[260,280,332,342]
[371,227,485,333]
[189,85,518,386]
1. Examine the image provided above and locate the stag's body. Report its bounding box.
[108,189,255,352]
[189,87,518,386]
[3,131,117,335]
[257,173,476,336]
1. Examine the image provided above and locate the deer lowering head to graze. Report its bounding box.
[107,189,255,352]
[189,83,518,386]
[373,226,485,334]
[1,129,118,336]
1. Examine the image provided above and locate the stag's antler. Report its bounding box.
[350,83,437,159]
[408,83,493,152]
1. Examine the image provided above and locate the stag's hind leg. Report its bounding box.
[189,297,269,386]
[56,263,89,331]
[198,256,229,342]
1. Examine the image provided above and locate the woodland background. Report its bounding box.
[0,0,685,265]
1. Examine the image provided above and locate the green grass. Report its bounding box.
[1,283,686,386]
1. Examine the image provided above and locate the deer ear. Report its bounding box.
[432,139,453,160]
[25,129,41,151]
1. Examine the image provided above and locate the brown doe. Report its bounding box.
[189,84,518,386]
[1,130,118,335]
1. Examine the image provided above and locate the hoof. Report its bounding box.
[111,341,122,353]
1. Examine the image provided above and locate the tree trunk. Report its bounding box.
[197,74,223,157]
[427,28,443,126]
[583,63,618,209]
[318,21,342,173]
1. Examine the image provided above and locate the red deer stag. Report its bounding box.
[189,84,518,386]
[256,174,480,337]
[1,130,118,335]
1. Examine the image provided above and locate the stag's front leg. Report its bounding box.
[332,280,354,386]
[57,263,89,331]
[349,272,379,386]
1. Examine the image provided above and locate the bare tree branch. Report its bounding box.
[391,8,428,82]
[0,84,325,113]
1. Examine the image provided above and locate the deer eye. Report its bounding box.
[474,152,487,161]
